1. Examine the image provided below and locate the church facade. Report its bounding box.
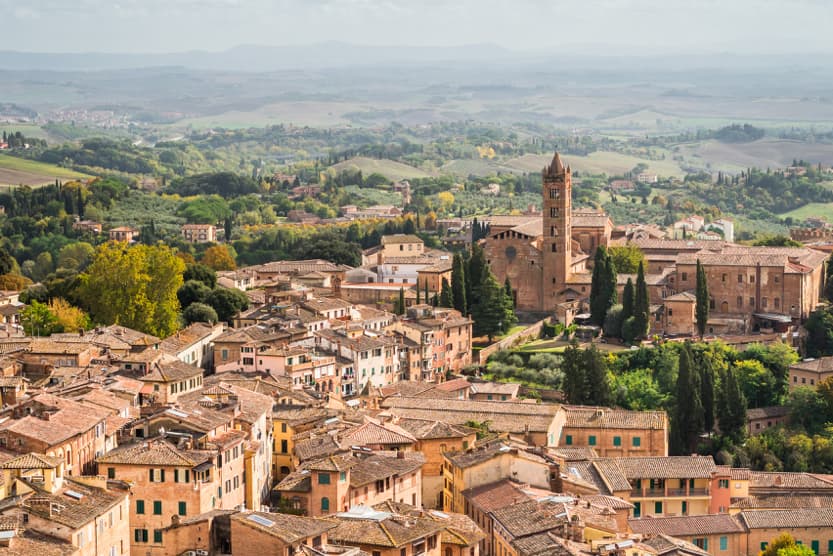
[481,152,826,335]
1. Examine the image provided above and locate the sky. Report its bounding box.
[2,0,831,54]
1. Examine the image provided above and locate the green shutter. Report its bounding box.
[720,536,728,551]
[134,529,141,543]
[633,436,641,447]
[703,538,708,551]
[153,530,162,543]
[153,501,162,515]
[149,469,154,482]
[654,501,662,514]
[613,436,621,447]
[565,435,573,445]
[589,435,597,446]
[174,469,179,483]
[178,501,187,516]
[160,469,165,482]
[107,467,115,479]
[812,541,819,555]
[136,500,145,514]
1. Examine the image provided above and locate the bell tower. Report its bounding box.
[542,152,572,311]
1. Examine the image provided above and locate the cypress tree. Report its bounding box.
[504,276,514,308]
[717,367,747,443]
[824,252,833,303]
[590,246,610,326]
[633,261,650,339]
[424,281,429,304]
[695,259,709,338]
[584,345,611,406]
[452,252,467,314]
[471,271,509,342]
[672,344,705,455]
[695,349,716,433]
[440,278,453,308]
[396,288,405,315]
[561,341,586,404]
[416,282,421,304]
[622,278,634,321]
[468,243,487,298]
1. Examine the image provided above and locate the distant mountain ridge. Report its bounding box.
[0,42,515,72]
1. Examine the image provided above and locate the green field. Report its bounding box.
[780,203,833,223]
[0,123,49,140]
[505,151,684,178]
[0,153,91,186]
[330,156,434,181]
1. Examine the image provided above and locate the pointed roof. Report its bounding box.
[544,152,566,178]
[1,453,63,470]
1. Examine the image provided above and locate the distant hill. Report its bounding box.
[0,42,513,72]
[330,157,434,182]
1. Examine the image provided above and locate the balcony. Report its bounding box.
[689,487,709,496]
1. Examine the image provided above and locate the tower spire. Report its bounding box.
[544,151,565,178]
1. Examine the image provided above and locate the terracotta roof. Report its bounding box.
[97,439,213,467]
[294,434,345,463]
[462,479,531,512]
[749,471,833,490]
[469,381,521,396]
[159,322,221,354]
[342,421,416,447]
[582,494,633,510]
[140,358,203,383]
[22,478,126,530]
[790,356,833,374]
[326,507,445,548]
[0,529,78,556]
[747,406,789,420]
[445,442,547,470]
[381,397,560,434]
[639,535,711,556]
[350,453,425,487]
[0,453,63,469]
[628,514,744,536]
[393,418,478,440]
[231,511,335,543]
[731,495,833,510]
[491,499,566,539]
[433,377,470,392]
[738,508,833,529]
[563,406,667,430]
[512,531,589,556]
[548,447,598,461]
[604,456,717,480]
[381,234,423,245]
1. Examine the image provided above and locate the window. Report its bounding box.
[153,501,162,515]
[588,435,597,446]
[762,297,768,308]
[681,272,688,281]
[613,436,621,447]
[738,274,743,283]
[178,502,187,516]
[709,298,715,310]
[774,275,780,283]
[719,479,729,488]
[153,530,162,543]
[722,274,726,282]
[134,529,148,543]
[681,501,687,514]
[737,296,743,308]
[107,467,115,479]
[281,440,288,454]
[811,541,819,555]
[654,501,662,514]
[321,497,330,512]
[750,296,755,306]
[550,207,559,217]
[633,502,641,518]
[632,436,641,447]
[281,423,287,433]
[720,537,728,551]
[565,435,573,445]
[761,543,768,551]
[340,471,347,482]
[149,469,165,483]
[549,188,560,199]
[136,500,145,514]
[774,297,780,309]
[319,473,331,485]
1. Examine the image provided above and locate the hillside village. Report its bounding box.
[0,153,828,555]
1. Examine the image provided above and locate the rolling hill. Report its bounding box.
[0,154,91,187]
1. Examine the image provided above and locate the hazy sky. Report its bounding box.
[2,0,831,54]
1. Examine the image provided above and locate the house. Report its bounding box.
[326,504,444,556]
[159,322,225,369]
[230,510,335,556]
[469,381,520,402]
[628,514,746,556]
[746,406,789,436]
[737,509,833,556]
[789,356,833,388]
[181,223,217,243]
[137,358,204,405]
[388,305,473,378]
[271,404,334,480]
[72,220,103,234]
[559,406,668,457]
[108,226,139,243]
[0,453,130,556]
[275,451,424,516]
[315,329,401,396]
[97,436,245,553]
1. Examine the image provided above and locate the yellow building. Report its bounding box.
[271,405,333,480]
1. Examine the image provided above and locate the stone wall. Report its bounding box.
[476,318,550,364]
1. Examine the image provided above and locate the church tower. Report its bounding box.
[542,152,572,311]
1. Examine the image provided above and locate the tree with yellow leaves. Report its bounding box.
[201,245,237,271]
[48,298,91,333]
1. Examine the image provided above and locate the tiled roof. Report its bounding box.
[140,358,203,383]
[563,406,667,430]
[747,406,789,420]
[393,418,477,440]
[491,499,566,539]
[749,471,833,490]
[232,511,335,543]
[582,494,634,510]
[342,421,416,446]
[731,495,833,510]
[0,453,63,469]
[294,433,344,462]
[381,234,423,245]
[97,439,213,467]
[628,514,744,536]
[790,356,833,373]
[433,377,470,392]
[462,479,531,512]
[255,260,346,275]
[738,508,833,529]
[350,453,425,487]
[639,535,711,556]
[22,478,126,530]
[159,322,220,354]
[469,381,521,396]
[445,442,546,470]
[548,447,598,461]
[572,211,611,229]
[512,532,589,556]
[381,397,560,434]
[326,509,445,548]
[0,529,78,556]
[604,456,717,480]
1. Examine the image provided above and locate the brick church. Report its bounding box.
[482,152,827,335]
